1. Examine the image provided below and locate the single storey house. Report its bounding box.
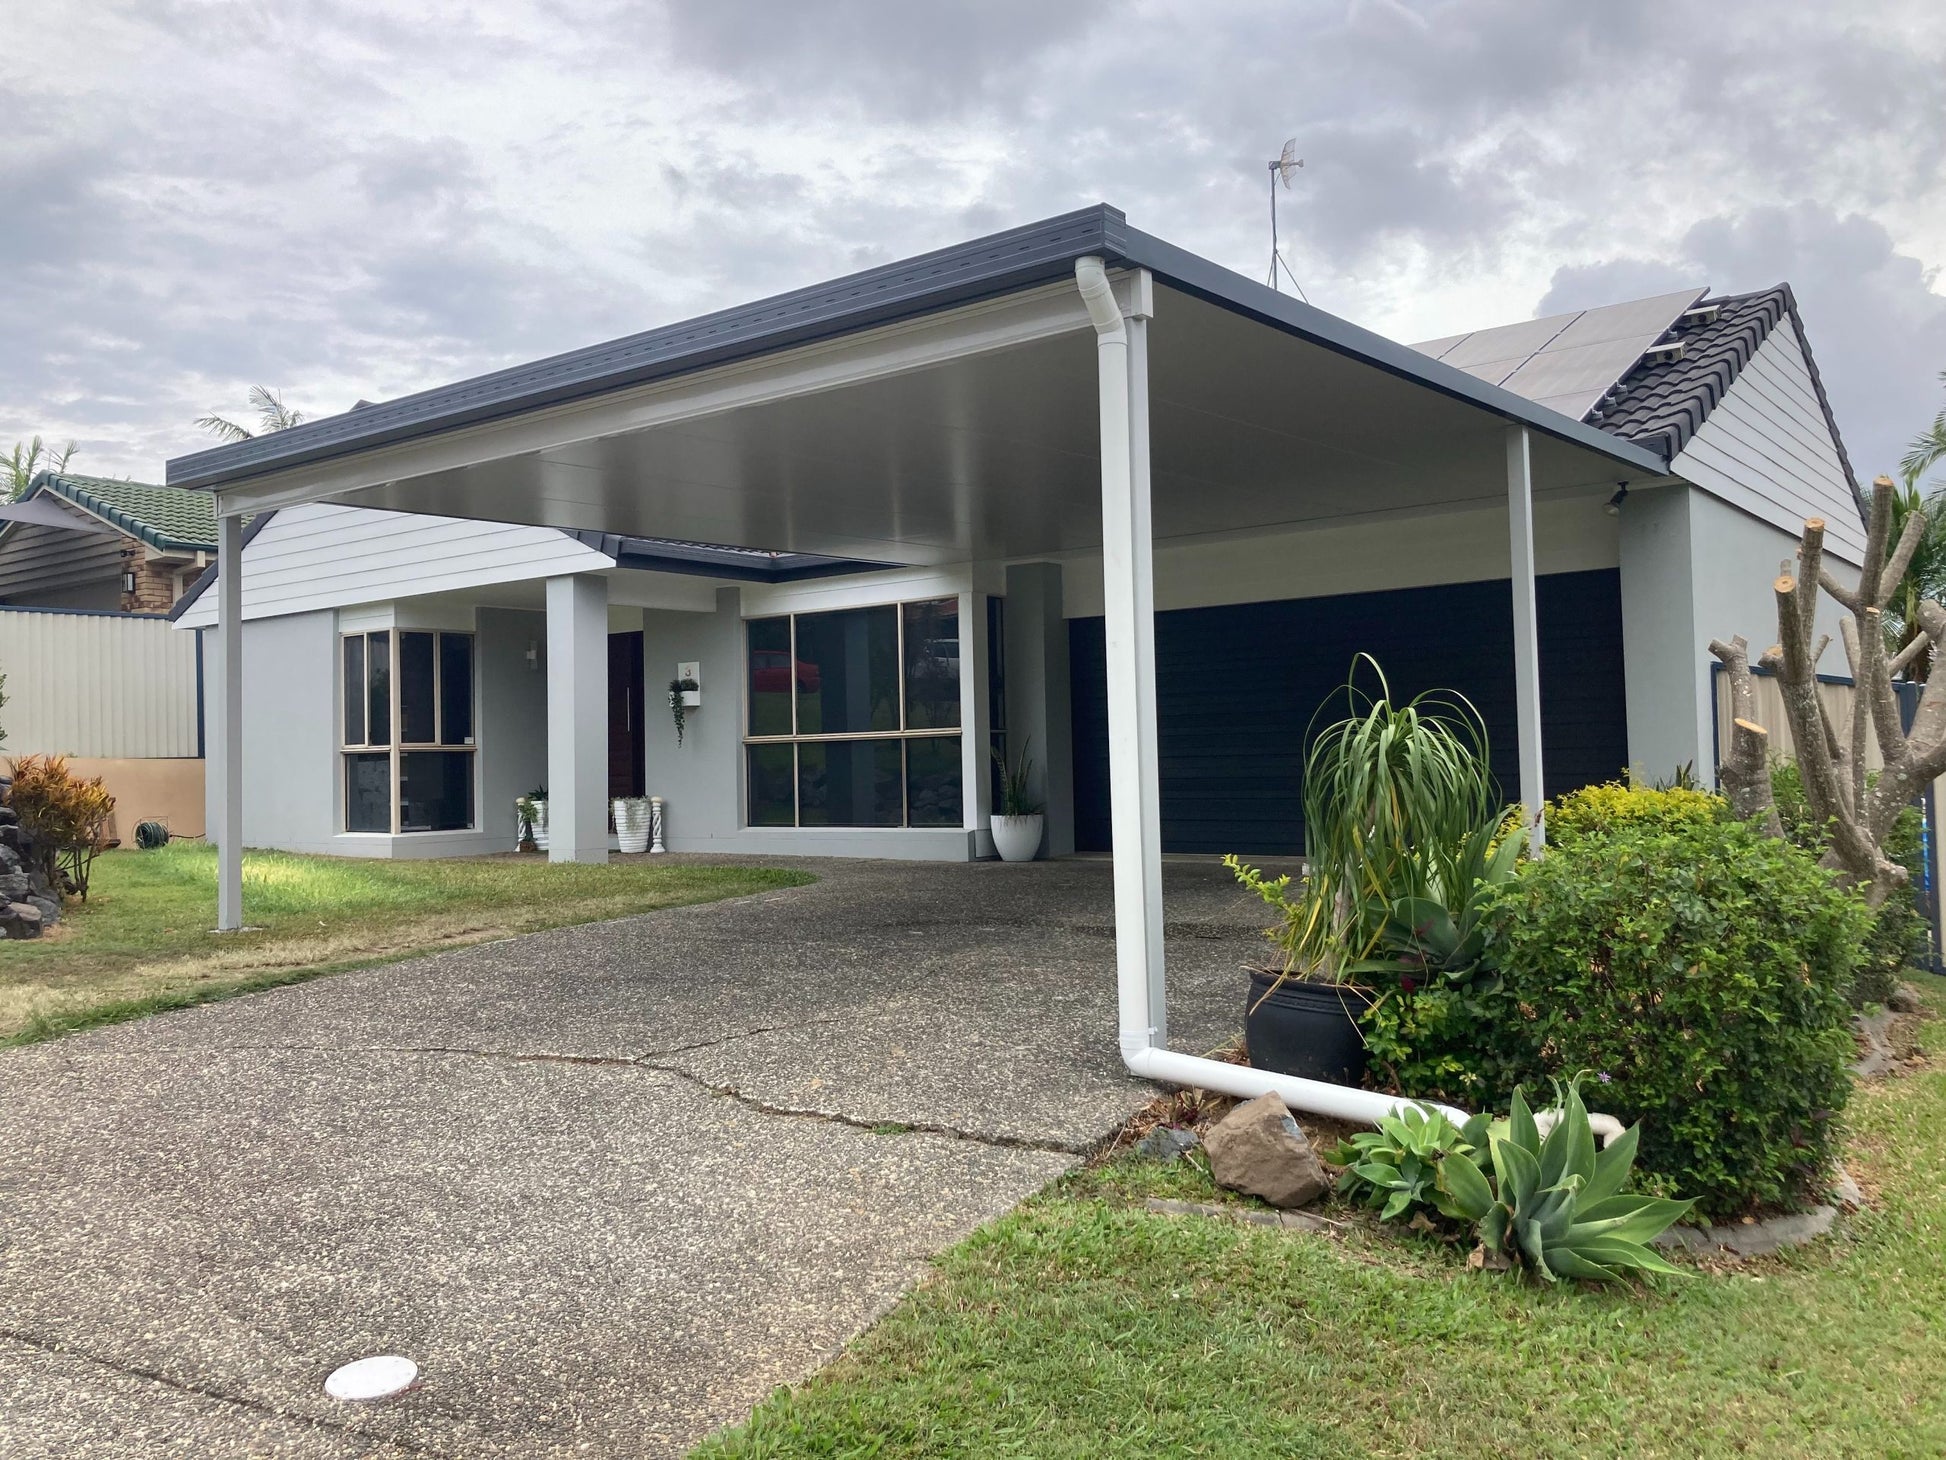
[163,204,1866,1115]
[168,209,1859,873]
[0,472,219,613]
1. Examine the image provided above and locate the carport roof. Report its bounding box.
[165,204,1667,495]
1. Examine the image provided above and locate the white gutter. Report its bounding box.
[1075,255,1465,1130]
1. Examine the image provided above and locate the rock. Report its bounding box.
[1143,1197,1337,1233]
[1202,1092,1330,1208]
[0,902,42,939]
[26,894,58,927]
[0,873,29,902]
[1132,1125,1201,1163]
[1887,982,1925,1014]
[0,842,19,873]
[1830,1165,1864,1211]
[1659,1205,1837,1258]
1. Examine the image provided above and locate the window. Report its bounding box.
[341,630,476,833]
[744,600,963,828]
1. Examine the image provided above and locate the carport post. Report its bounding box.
[546,573,611,864]
[1506,426,1547,853]
[1077,258,1168,1056]
[216,508,244,931]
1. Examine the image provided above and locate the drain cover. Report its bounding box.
[324,1354,418,1402]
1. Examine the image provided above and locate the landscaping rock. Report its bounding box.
[1853,1010,1897,1079]
[1887,982,1925,1014]
[1,902,42,940]
[0,873,29,902]
[1659,1205,1837,1258]
[1144,1197,1337,1233]
[1202,1093,1329,1208]
[1132,1125,1201,1163]
[26,894,59,927]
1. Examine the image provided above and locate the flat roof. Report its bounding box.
[166,204,1667,494]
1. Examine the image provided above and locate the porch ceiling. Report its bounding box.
[172,212,1666,569]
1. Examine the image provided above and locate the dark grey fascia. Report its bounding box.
[168,206,1132,491]
[166,201,1666,493]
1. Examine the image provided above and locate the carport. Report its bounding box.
[167,204,1669,1121]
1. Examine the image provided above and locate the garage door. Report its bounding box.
[1069,569,1629,855]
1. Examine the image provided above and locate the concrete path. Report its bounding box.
[0,857,1272,1458]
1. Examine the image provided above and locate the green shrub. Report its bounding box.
[1771,760,1927,1006]
[1546,780,1727,840]
[1488,813,1863,1220]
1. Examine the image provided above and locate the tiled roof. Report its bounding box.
[27,472,219,552]
[1585,286,1859,495]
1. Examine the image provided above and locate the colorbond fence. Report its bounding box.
[0,607,201,760]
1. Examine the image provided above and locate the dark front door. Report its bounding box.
[608,631,645,801]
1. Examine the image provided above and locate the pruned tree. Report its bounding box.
[1711,476,1942,909]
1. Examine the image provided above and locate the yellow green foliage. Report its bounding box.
[1546,780,1725,840]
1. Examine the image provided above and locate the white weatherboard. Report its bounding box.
[1410,287,1707,423]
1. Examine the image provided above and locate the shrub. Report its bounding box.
[1546,780,1726,840]
[5,753,116,898]
[1771,760,1926,1006]
[1488,812,1863,1219]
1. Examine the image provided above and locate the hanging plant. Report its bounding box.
[669,676,699,746]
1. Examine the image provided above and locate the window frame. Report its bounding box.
[339,629,478,835]
[742,598,964,829]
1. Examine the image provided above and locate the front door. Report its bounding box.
[608,631,645,802]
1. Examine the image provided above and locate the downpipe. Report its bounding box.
[1076,254,1465,1130]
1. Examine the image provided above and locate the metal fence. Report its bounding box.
[0,606,202,760]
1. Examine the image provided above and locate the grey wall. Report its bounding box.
[478,607,548,847]
[1003,562,1074,857]
[642,587,746,849]
[204,611,339,855]
[1620,484,1849,782]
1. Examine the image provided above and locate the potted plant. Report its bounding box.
[516,786,548,853]
[989,736,1044,862]
[668,676,700,747]
[1227,656,1501,1085]
[612,794,652,854]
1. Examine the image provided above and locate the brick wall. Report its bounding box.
[119,545,186,615]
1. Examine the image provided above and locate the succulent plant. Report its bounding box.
[1435,1077,1694,1283]
[1329,1104,1488,1223]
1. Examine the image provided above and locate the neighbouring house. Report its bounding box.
[0,472,208,840]
[0,472,218,613]
[163,205,1868,893]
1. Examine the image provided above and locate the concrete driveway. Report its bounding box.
[0,857,1270,1458]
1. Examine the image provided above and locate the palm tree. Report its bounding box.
[1882,373,1946,681]
[197,386,306,444]
[3,436,79,501]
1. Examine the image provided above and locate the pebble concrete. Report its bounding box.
[0,855,1274,1458]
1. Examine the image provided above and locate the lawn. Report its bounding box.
[0,842,810,1046]
[698,995,1946,1459]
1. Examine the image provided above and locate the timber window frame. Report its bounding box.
[743,598,963,829]
[339,629,477,834]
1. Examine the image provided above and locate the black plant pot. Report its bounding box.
[1244,968,1376,1085]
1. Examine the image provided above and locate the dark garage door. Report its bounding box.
[1070,569,1629,855]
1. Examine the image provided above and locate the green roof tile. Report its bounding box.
[29,472,218,552]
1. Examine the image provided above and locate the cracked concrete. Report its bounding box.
[0,855,1271,1457]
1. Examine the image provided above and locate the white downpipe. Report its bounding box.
[1076,256,1466,1130]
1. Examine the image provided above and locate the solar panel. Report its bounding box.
[1409,286,1706,423]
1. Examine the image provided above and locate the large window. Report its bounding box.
[341,630,476,833]
[744,600,963,828]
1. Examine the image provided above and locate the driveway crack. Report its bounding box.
[0,1326,456,1457]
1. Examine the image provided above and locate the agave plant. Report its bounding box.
[1434,1077,1693,1283]
[1330,1104,1489,1222]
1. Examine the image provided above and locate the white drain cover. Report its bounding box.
[324,1354,418,1402]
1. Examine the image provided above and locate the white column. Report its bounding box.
[546,573,610,863]
[216,510,245,930]
[958,588,994,856]
[1082,258,1167,1057]
[1506,426,1547,853]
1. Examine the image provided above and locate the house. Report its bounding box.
[164,205,1861,927]
[0,472,209,839]
[0,472,218,612]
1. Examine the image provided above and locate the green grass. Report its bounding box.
[697,998,1946,1459]
[1,842,810,1045]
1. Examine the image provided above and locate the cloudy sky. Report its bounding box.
[5,0,1944,488]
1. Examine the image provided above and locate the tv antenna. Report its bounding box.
[1264,138,1307,301]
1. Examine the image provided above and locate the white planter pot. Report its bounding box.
[613,798,652,854]
[528,799,549,852]
[990,813,1044,863]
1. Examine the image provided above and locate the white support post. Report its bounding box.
[958,588,994,857]
[546,573,610,864]
[1506,427,1547,854]
[1077,257,1168,1059]
[216,510,245,930]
